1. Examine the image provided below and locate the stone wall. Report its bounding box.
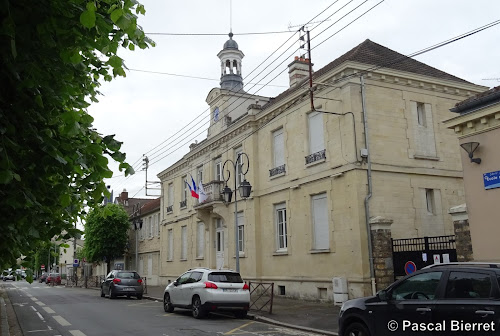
[370,216,394,291]
[449,204,473,262]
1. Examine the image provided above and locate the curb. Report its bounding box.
[248,313,338,336]
[0,297,10,336]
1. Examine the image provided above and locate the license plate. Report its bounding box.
[124,287,134,291]
[223,289,237,292]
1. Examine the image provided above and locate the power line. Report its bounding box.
[145,31,294,36]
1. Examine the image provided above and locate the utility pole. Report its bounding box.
[143,155,161,196]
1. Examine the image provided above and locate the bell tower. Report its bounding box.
[217,32,244,91]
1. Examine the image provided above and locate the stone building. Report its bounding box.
[156,36,485,301]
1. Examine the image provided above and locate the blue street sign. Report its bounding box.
[73,259,79,268]
[484,171,500,190]
[405,261,417,275]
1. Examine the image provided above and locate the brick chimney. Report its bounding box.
[288,56,313,87]
[120,189,128,202]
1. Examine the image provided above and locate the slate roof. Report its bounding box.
[451,85,500,114]
[263,39,471,110]
[139,198,161,216]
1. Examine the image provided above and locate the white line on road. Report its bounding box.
[36,312,45,321]
[30,306,37,312]
[27,329,51,333]
[31,297,38,301]
[36,301,46,306]
[69,330,87,336]
[42,307,55,314]
[53,315,71,326]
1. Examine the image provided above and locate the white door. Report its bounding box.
[147,254,152,277]
[216,219,224,269]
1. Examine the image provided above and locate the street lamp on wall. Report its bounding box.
[460,142,481,164]
[221,152,252,273]
[133,213,143,272]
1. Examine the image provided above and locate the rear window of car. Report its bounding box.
[208,272,243,283]
[117,272,140,279]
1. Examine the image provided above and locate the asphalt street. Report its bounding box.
[2,281,324,336]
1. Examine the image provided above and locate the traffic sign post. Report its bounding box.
[73,259,79,268]
[404,261,417,275]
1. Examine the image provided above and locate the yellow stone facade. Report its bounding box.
[157,46,486,300]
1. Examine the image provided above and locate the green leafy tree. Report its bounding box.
[0,0,154,269]
[84,203,130,274]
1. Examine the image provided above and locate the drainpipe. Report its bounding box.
[360,75,376,295]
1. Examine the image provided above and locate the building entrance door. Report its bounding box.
[216,219,224,269]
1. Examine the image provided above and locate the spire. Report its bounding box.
[217,32,245,91]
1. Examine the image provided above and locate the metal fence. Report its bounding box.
[248,281,274,313]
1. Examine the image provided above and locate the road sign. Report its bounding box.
[41,264,45,270]
[73,259,79,267]
[404,261,417,275]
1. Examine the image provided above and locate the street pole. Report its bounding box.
[135,228,138,271]
[233,165,239,273]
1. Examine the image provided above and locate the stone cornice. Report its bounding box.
[444,103,500,137]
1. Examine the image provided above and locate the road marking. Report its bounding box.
[30,306,37,312]
[224,321,255,335]
[53,315,71,326]
[31,297,38,301]
[36,312,45,321]
[42,307,55,314]
[27,329,51,333]
[69,330,87,336]
[36,301,46,307]
[127,302,157,307]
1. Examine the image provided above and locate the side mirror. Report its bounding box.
[377,289,388,301]
[173,280,179,286]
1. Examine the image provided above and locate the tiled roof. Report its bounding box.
[263,39,471,110]
[140,198,161,215]
[451,85,500,113]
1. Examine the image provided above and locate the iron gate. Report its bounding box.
[392,235,457,279]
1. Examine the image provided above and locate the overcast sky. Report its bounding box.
[88,0,500,200]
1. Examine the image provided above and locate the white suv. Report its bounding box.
[163,268,250,319]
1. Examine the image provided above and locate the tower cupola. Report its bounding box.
[217,32,245,91]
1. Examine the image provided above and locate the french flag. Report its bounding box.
[187,176,199,199]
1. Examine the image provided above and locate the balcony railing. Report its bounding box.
[269,164,286,177]
[166,205,173,213]
[305,149,326,164]
[179,200,187,208]
[195,180,225,206]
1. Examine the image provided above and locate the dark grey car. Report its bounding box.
[101,270,144,300]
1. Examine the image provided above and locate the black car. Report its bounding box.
[101,270,144,300]
[339,262,500,336]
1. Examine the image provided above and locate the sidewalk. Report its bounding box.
[144,286,340,335]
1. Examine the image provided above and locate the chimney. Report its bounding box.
[288,56,313,87]
[120,189,128,203]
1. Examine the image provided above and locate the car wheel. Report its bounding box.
[163,293,174,313]
[343,322,371,336]
[100,287,105,297]
[108,287,115,299]
[192,296,206,319]
[136,294,143,300]
[234,310,247,319]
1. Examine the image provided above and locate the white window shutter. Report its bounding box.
[312,193,329,249]
[273,128,284,167]
[308,112,324,154]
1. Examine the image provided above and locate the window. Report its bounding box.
[182,176,188,201]
[445,272,492,299]
[181,225,187,260]
[149,216,153,238]
[235,147,243,186]
[214,158,222,181]
[237,212,244,253]
[167,229,173,260]
[168,183,173,207]
[417,102,426,127]
[308,111,324,154]
[189,271,203,283]
[197,166,203,186]
[426,189,435,215]
[196,222,205,258]
[157,213,161,235]
[177,272,191,285]
[273,128,284,168]
[275,203,288,251]
[312,193,329,250]
[391,271,442,300]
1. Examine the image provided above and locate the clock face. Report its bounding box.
[213,107,219,122]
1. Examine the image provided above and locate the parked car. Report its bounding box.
[46,273,61,285]
[39,272,48,283]
[163,268,250,319]
[338,262,500,336]
[101,270,143,300]
[2,272,16,281]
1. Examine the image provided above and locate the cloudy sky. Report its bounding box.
[88,0,500,200]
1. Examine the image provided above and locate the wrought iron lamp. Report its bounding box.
[460,142,481,164]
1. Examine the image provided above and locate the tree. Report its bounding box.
[84,203,130,274]
[0,0,154,269]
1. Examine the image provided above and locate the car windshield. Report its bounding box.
[116,272,140,279]
[208,272,243,283]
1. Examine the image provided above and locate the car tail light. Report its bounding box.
[242,283,249,290]
[113,278,121,284]
[137,279,143,284]
[204,281,218,289]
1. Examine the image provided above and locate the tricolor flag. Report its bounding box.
[198,180,208,203]
[186,176,199,199]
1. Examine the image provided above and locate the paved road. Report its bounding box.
[3,281,323,336]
